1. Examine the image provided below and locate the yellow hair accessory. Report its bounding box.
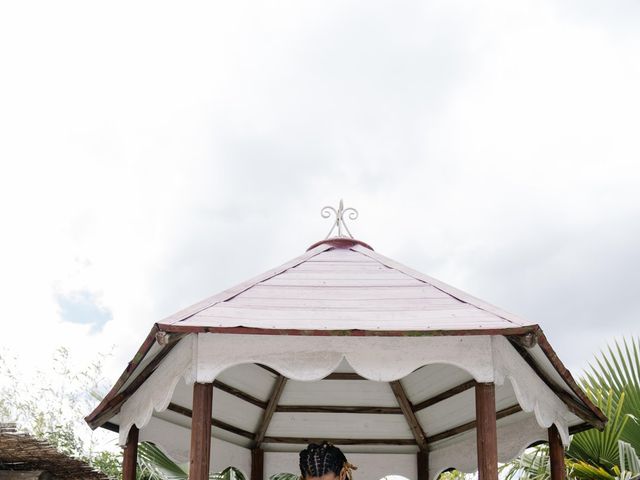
[339,462,358,480]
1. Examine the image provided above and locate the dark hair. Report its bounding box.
[299,442,348,478]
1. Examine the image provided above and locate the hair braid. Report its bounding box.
[299,442,355,480]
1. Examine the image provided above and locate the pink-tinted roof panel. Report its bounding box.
[169,244,533,331]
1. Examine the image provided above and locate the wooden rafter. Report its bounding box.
[389,380,428,451]
[254,375,287,448]
[85,325,161,428]
[167,403,254,440]
[117,400,547,449]
[427,404,522,444]
[508,338,605,428]
[323,372,366,380]
[412,379,477,412]
[256,364,280,376]
[276,405,401,414]
[214,369,478,417]
[87,336,183,429]
[262,437,416,446]
[213,380,267,409]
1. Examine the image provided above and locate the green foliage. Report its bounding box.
[501,444,550,480]
[502,336,640,480]
[269,473,299,480]
[569,388,629,474]
[138,442,189,480]
[137,441,246,480]
[437,470,473,479]
[92,449,123,480]
[583,338,640,450]
[0,346,122,479]
[213,466,247,480]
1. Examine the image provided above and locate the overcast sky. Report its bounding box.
[1,1,639,397]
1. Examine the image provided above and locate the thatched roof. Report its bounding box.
[0,424,108,480]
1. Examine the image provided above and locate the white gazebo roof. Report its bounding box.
[86,237,605,480]
[159,239,531,333]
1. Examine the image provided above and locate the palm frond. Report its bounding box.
[499,443,550,480]
[618,440,640,475]
[569,389,628,470]
[269,473,299,480]
[585,338,640,448]
[136,443,247,480]
[567,459,616,480]
[212,466,246,480]
[137,442,188,480]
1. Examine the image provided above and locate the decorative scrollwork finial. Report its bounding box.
[321,199,359,239]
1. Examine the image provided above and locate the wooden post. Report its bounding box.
[190,383,213,480]
[122,425,139,480]
[475,383,498,480]
[251,448,264,480]
[548,425,566,480]
[417,451,429,480]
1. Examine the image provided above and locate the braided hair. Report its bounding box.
[299,442,355,480]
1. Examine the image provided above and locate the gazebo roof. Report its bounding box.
[86,237,606,479]
[158,238,532,334]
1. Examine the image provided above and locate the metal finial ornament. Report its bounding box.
[321,199,359,239]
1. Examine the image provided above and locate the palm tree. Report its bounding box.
[503,337,640,480]
[137,442,246,480]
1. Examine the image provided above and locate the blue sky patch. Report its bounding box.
[56,290,112,333]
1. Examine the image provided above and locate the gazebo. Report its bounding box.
[85,204,605,480]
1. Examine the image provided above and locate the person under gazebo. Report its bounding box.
[299,442,357,480]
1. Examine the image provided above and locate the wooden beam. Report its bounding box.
[213,380,267,409]
[251,448,264,480]
[86,326,161,428]
[102,421,120,433]
[508,339,605,429]
[254,375,288,447]
[262,436,416,445]
[475,383,498,480]
[256,364,281,376]
[536,332,607,426]
[122,425,139,480]
[548,425,566,480]
[190,383,213,480]
[88,337,182,429]
[427,404,521,444]
[167,403,255,440]
[412,380,477,412]
[323,372,366,380]
[389,380,428,451]
[417,451,429,480]
[276,405,401,414]
[569,422,593,435]
[507,332,539,349]
[159,324,538,338]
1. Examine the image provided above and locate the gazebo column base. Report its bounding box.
[475,383,498,480]
[190,383,213,480]
[122,425,139,480]
[251,448,264,480]
[548,425,566,480]
[417,451,429,480]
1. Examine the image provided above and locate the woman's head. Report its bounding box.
[299,442,356,480]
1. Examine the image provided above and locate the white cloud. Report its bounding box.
[0,0,638,404]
